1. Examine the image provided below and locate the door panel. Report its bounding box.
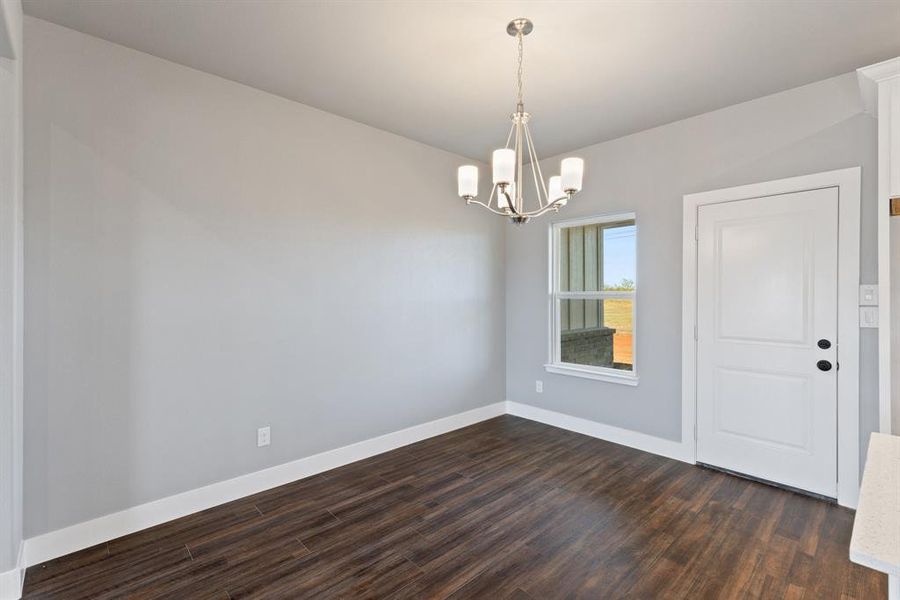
[697,187,838,497]
[716,216,811,345]
[714,367,811,451]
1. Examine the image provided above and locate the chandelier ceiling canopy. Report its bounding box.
[457,18,584,225]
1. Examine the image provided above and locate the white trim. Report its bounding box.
[857,57,900,115]
[547,211,638,384]
[876,82,892,434]
[506,401,692,463]
[858,58,900,434]
[682,167,862,508]
[0,543,22,600]
[543,364,638,385]
[0,568,21,600]
[22,402,506,567]
[549,212,637,230]
[15,542,22,598]
[555,291,634,300]
[858,57,900,83]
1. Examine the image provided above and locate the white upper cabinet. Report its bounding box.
[859,58,900,200]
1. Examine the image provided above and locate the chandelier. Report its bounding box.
[457,18,584,224]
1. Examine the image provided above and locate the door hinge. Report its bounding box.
[694,324,698,340]
[695,224,699,241]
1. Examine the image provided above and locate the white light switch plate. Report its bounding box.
[535,380,543,393]
[859,284,878,306]
[859,306,879,328]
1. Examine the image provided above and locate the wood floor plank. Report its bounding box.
[22,415,887,599]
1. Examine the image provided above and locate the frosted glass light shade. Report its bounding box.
[458,165,478,198]
[560,157,584,192]
[548,176,563,201]
[492,149,516,185]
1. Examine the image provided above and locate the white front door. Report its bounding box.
[696,187,838,497]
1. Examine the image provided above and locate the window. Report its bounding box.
[547,213,637,384]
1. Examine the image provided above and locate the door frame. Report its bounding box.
[681,167,861,508]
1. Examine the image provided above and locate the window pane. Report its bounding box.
[560,298,633,371]
[559,221,635,292]
[603,298,633,370]
[602,223,636,291]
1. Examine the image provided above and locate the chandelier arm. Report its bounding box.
[499,121,516,212]
[523,122,551,203]
[504,121,515,149]
[468,198,513,216]
[523,123,545,208]
[515,198,567,218]
[487,180,497,209]
[515,121,524,213]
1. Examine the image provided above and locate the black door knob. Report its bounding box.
[817,339,831,350]
[817,360,832,372]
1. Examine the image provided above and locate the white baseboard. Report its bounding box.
[22,400,691,570]
[506,401,694,463]
[23,402,506,567]
[0,569,21,600]
[0,543,23,600]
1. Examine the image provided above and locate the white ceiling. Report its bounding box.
[23,0,900,160]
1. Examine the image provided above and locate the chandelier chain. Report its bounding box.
[516,32,524,106]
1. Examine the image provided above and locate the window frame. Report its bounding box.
[545,212,639,385]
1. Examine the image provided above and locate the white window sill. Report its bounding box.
[544,363,639,386]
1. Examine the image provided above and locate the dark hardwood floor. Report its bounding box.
[23,415,885,599]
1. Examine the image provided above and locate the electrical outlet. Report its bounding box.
[257,426,271,447]
[535,380,543,393]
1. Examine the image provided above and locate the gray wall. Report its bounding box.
[23,17,505,537]
[507,72,879,470]
[0,0,23,576]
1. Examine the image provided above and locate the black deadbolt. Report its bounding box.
[817,360,832,372]
[817,339,831,350]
